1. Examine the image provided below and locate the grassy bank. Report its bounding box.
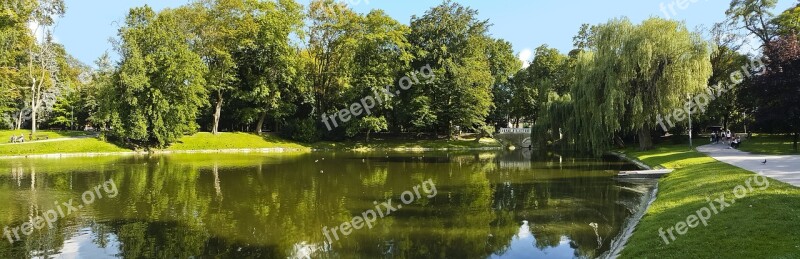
[166,132,310,151]
[0,131,502,156]
[0,137,129,156]
[738,134,799,155]
[619,144,800,258]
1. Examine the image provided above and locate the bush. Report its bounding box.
[282,118,321,143]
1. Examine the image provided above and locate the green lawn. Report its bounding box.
[312,138,501,151]
[738,134,800,155]
[166,132,310,151]
[0,138,129,156]
[618,144,800,258]
[0,131,503,156]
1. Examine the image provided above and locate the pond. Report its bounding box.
[0,150,647,258]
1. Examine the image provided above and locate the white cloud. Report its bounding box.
[518,48,532,69]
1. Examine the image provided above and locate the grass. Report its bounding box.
[738,134,800,155]
[0,137,129,156]
[618,144,800,258]
[166,132,310,151]
[312,137,501,151]
[0,131,503,156]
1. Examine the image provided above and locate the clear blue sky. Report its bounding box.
[56,0,797,67]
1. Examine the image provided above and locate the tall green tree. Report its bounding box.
[747,35,800,150]
[24,0,65,134]
[108,6,207,146]
[233,0,304,133]
[343,9,411,138]
[486,39,522,129]
[407,0,495,136]
[305,0,360,117]
[570,18,712,152]
[726,0,779,47]
[0,0,33,129]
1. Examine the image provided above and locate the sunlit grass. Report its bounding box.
[166,132,310,151]
[738,134,800,155]
[618,144,800,258]
[0,138,129,156]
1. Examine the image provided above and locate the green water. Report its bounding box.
[0,150,645,258]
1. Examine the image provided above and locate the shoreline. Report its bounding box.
[603,151,660,259]
[0,146,506,160]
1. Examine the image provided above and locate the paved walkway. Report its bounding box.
[697,144,800,187]
[0,135,93,146]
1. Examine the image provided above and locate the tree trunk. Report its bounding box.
[366,130,371,142]
[255,112,267,134]
[30,81,37,135]
[212,91,222,135]
[15,109,23,130]
[794,132,798,152]
[638,128,653,150]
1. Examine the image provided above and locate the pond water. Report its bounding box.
[0,150,646,258]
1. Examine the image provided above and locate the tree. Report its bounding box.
[0,0,33,129]
[486,39,522,129]
[726,0,778,48]
[190,0,241,135]
[305,0,361,117]
[233,0,305,134]
[407,0,495,136]
[107,6,207,146]
[570,18,712,152]
[25,0,65,134]
[748,35,800,150]
[773,3,800,36]
[344,9,411,138]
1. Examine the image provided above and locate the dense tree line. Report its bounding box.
[1,0,521,146]
[2,0,798,151]
[526,0,800,153]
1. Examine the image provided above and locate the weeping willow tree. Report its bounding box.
[560,18,713,153]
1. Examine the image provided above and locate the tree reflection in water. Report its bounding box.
[0,150,645,258]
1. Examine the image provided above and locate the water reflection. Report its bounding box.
[0,150,644,258]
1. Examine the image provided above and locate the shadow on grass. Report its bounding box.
[620,144,800,258]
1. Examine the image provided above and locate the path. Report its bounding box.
[0,135,94,146]
[697,144,800,187]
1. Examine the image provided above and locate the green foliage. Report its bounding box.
[406,0,497,134]
[106,6,208,146]
[726,0,779,46]
[345,116,388,141]
[773,3,800,36]
[282,117,322,143]
[571,18,712,153]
